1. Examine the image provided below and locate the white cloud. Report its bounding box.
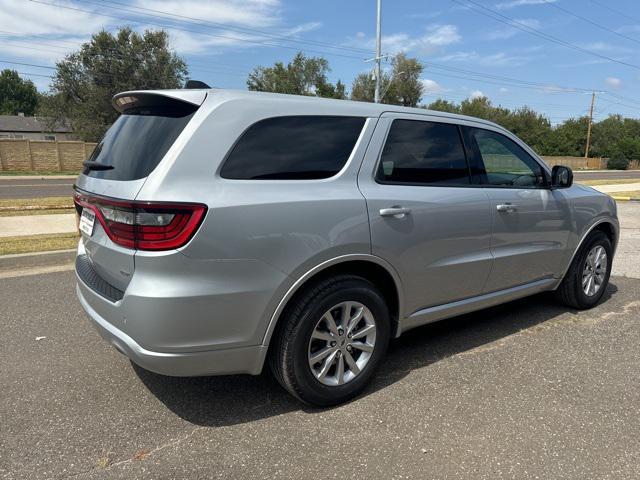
[495,0,556,10]
[470,90,485,99]
[499,87,509,93]
[0,0,106,36]
[437,50,532,67]
[421,78,446,94]
[582,42,632,54]
[134,0,282,28]
[605,77,622,88]
[347,24,461,55]
[486,18,540,40]
[165,20,322,55]
[0,0,322,61]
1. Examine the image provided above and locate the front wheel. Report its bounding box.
[269,275,391,406]
[556,231,612,309]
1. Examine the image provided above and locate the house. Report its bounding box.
[0,114,75,141]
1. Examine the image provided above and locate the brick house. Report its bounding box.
[0,114,75,141]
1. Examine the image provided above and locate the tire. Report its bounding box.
[269,274,391,407]
[556,231,612,309]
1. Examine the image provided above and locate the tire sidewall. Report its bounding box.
[573,232,612,307]
[289,280,390,406]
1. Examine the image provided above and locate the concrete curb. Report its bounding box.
[0,175,77,180]
[612,196,640,202]
[0,248,76,273]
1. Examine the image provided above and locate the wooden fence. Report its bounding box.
[0,139,97,172]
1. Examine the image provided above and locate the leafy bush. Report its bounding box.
[607,154,630,170]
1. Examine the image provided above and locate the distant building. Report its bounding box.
[0,114,75,141]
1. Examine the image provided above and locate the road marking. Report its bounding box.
[0,263,74,279]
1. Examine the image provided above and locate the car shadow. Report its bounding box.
[134,281,619,427]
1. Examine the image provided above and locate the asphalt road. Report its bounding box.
[0,170,639,200]
[1,205,639,479]
[0,177,75,199]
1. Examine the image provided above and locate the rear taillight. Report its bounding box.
[74,192,206,251]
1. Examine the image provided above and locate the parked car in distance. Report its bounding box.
[74,88,619,406]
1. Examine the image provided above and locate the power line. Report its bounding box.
[25,0,368,61]
[0,59,56,70]
[540,0,640,46]
[421,61,596,93]
[589,0,640,24]
[449,0,640,71]
[74,0,374,56]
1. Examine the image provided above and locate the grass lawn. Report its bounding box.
[0,196,74,217]
[0,232,78,256]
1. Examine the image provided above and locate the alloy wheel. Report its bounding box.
[582,245,607,297]
[307,301,377,386]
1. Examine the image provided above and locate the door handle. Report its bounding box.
[379,206,411,218]
[496,203,518,213]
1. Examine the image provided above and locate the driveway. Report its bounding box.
[1,204,639,479]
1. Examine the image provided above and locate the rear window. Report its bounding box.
[220,116,366,180]
[83,103,197,181]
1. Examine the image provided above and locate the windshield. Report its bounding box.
[83,104,197,181]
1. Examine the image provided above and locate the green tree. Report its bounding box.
[385,54,424,107]
[42,27,188,141]
[544,117,589,156]
[500,106,552,153]
[350,54,424,107]
[0,69,39,115]
[426,99,460,114]
[247,52,346,99]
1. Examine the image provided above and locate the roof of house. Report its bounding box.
[0,115,72,133]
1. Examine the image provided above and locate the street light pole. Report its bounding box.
[374,0,382,103]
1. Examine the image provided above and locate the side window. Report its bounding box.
[376,119,470,185]
[220,116,366,180]
[468,127,545,188]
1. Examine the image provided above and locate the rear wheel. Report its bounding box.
[556,231,612,309]
[269,275,391,406]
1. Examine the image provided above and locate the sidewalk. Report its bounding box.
[591,183,640,193]
[0,213,76,237]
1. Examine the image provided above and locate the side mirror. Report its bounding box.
[551,165,573,189]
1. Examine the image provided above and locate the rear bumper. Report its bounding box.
[76,282,267,376]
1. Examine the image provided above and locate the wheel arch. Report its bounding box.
[261,254,404,350]
[559,218,618,284]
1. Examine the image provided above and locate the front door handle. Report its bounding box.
[496,203,518,213]
[380,206,411,218]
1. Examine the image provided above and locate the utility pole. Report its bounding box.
[584,91,596,158]
[374,0,382,103]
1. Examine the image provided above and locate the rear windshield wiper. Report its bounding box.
[83,161,114,171]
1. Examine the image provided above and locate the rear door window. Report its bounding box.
[83,103,197,181]
[376,119,470,185]
[220,116,366,180]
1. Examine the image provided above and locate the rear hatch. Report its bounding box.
[75,90,207,294]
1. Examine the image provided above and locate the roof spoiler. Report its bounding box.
[112,90,207,113]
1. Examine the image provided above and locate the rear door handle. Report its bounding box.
[496,203,518,213]
[379,206,411,218]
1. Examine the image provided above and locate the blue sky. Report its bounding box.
[2,0,640,123]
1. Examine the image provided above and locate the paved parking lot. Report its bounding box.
[1,204,639,479]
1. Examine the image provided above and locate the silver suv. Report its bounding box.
[74,88,618,406]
